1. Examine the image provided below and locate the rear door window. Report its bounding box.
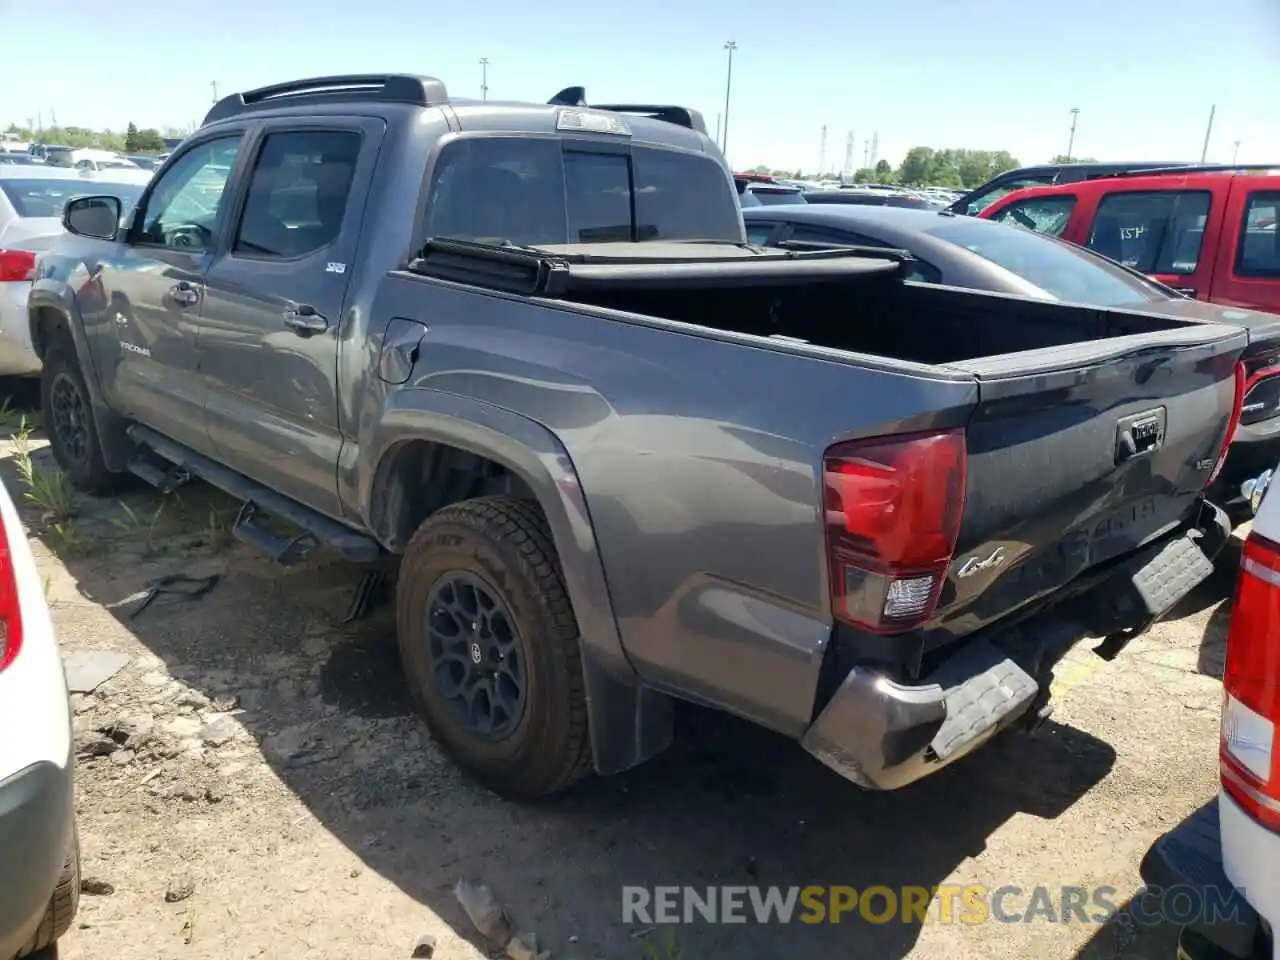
[1237,191,1280,278]
[988,195,1076,237]
[1087,190,1211,274]
[425,137,742,245]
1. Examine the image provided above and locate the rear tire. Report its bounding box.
[40,346,117,494]
[396,496,591,800]
[17,829,80,957]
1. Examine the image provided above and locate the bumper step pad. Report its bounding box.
[931,640,1038,762]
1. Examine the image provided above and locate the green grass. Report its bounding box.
[11,415,77,524]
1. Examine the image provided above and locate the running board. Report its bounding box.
[125,425,381,566]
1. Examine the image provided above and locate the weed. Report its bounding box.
[204,504,233,554]
[11,416,78,525]
[639,931,684,960]
[46,521,81,554]
[110,499,167,557]
[0,397,41,432]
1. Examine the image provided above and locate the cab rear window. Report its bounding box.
[424,137,743,245]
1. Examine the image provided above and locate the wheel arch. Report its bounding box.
[363,391,673,776]
[27,286,131,473]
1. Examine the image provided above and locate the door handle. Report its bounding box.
[170,282,200,308]
[283,304,328,335]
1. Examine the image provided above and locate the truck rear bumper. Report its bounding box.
[801,636,1038,790]
[802,502,1229,791]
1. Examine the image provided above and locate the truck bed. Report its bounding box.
[396,240,1246,731]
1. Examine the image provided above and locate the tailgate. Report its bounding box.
[926,323,1247,643]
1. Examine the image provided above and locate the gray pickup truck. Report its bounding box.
[29,75,1246,800]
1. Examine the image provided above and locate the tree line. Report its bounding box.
[753,146,1033,188]
[3,121,184,154]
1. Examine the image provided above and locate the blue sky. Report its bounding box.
[1,0,1276,172]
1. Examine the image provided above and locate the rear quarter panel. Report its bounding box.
[365,274,979,736]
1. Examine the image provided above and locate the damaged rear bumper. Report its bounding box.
[800,501,1231,791]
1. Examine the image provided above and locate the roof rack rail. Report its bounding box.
[203,74,449,126]
[1091,163,1280,180]
[546,86,708,136]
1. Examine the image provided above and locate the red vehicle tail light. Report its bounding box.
[0,506,23,672]
[823,429,966,634]
[1240,358,1280,427]
[0,249,36,283]
[1221,533,1280,828]
[1207,361,1246,487]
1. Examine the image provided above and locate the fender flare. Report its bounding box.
[364,389,673,775]
[26,281,131,472]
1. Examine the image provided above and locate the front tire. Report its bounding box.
[40,347,116,494]
[396,496,591,800]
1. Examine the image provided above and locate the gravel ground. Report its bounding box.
[2,416,1238,960]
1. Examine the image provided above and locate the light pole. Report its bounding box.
[211,80,219,105]
[722,41,737,156]
[1200,104,1216,163]
[1066,107,1080,161]
[480,58,489,101]
[1233,140,1241,164]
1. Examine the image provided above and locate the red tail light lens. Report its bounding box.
[0,249,36,283]
[1207,361,1246,487]
[1240,360,1280,427]
[823,428,966,634]
[1221,533,1280,828]
[0,509,23,671]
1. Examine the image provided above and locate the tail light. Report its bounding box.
[0,508,23,671]
[1240,357,1280,427]
[1207,361,1247,487]
[1221,532,1280,828]
[823,428,966,634]
[0,249,36,283]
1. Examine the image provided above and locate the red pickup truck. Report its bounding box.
[977,166,1279,313]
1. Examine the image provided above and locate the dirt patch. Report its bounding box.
[0,398,1230,960]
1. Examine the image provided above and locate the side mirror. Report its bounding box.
[63,195,122,241]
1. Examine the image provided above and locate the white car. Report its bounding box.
[0,476,78,958]
[1142,468,1280,959]
[0,166,151,376]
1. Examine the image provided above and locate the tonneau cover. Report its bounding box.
[410,237,909,294]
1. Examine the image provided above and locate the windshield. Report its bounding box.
[425,137,744,245]
[925,218,1170,307]
[0,179,147,219]
[958,176,1053,216]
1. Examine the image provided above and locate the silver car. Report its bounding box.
[0,167,150,376]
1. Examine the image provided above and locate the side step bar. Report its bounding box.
[125,425,381,566]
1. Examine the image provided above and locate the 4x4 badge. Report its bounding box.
[956,547,1006,579]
